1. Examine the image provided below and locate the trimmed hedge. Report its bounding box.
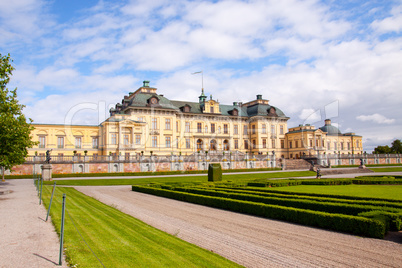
[132,185,386,238]
[358,211,402,232]
[234,187,402,203]
[207,186,402,209]
[168,186,401,216]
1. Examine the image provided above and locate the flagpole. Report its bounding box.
[192,71,203,90]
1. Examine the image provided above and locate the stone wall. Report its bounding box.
[6,153,401,176]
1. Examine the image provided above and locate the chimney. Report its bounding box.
[256,94,262,100]
[325,119,331,125]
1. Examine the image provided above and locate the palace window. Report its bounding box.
[39,136,46,148]
[289,141,293,149]
[176,121,179,132]
[234,125,238,135]
[186,138,191,149]
[281,140,285,149]
[136,135,141,145]
[334,142,338,150]
[347,142,350,150]
[165,137,171,148]
[152,118,158,130]
[280,125,284,135]
[252,140,256,149]
[75,137,82,148]
[197,123,202,133]
[165,119,171,130]
[243,125,248,135]
[123,134,129,145]
[57,137,64,149]
[211,123,215,133]
[252,125,256,134]
[244,140,249,150]
[327,141,331,150]
[92,137,98,149]
[205,125,208,133]
[262,139,267,148]
[234,139,239,149]
[210,107,214,113]
[271,125,275,134]
[262,124,266,134]
[341,142,344,150]
[295,141,299,148]
[152,136,158,147]
[223,124,228,134]
[185,122,190,133]
[272,139,276,148]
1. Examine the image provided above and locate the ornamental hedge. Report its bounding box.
[132,185,386,238]
[166,186,400,216]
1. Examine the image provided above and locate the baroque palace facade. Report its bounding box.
[28,81,363,159]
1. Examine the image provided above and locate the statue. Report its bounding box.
[316,168,321,179]
[45,149,52,164]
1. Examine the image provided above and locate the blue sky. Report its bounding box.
[1,0,401,152]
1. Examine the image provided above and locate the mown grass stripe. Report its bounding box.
[41,185,241,268]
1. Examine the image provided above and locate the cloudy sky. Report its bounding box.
[1,0,401,152]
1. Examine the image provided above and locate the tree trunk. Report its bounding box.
[1,166,4,182]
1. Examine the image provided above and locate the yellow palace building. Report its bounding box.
[28,81,362,159]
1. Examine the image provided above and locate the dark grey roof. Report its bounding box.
[319,124,342,135]
[119,92,287,119]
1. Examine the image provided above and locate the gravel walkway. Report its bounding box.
[0,180,67,268]
[76,185,402,268]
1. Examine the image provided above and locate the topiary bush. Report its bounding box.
[208,163,222,182]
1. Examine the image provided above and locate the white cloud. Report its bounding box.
[299,108,322,124]
[371,4,402,34]
[356,113,395,124]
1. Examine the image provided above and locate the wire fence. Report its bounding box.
[35,176,106,267]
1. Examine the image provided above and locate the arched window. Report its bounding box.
[223,140,229,151]
[210,140,217,151]
[197,139,203,151]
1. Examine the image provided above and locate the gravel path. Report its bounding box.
[0,180,67,268]
[76,185,402,268]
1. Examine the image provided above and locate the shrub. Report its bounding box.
[208,163,222,182]
[359,211,402,232]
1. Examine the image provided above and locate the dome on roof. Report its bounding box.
[319,119,341,135]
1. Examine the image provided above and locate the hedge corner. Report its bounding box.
[208,163,222,182]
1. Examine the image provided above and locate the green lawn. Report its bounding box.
[46,171,315,186]
[41,186,241,268]
[266,184,402,201]
[372,167,402,172]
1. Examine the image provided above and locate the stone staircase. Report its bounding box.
[282,159,312,170]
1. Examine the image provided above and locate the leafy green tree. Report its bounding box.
[0,54,37,181]
[373,145,392,154]
[391,139,402,154]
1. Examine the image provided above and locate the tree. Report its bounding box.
[391,139,402,154]
[373,145,392,154]
[0,54,37,181]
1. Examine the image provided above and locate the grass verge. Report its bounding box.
[45,171,316,186]
[41,185,241,268]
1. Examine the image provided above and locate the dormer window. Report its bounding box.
[268,107,277,116]
[147,96,160,106]
[180,104,191,113]
[229,108,238,116]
